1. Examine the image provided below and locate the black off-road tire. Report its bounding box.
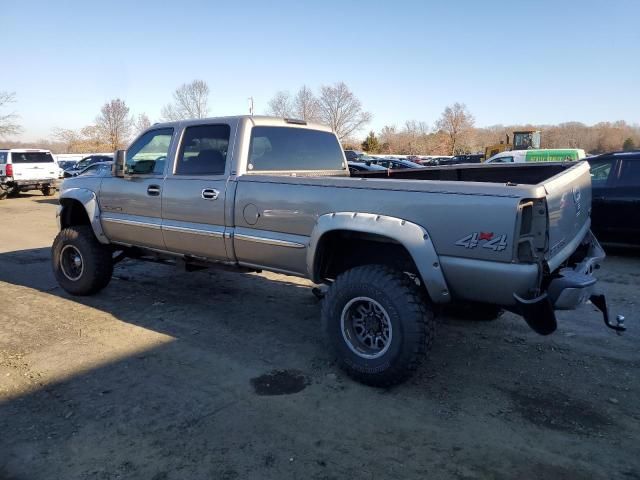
[0,187,7,200]
[321,265,435,387]
[52,226,113,296]
[7,187,21,198]
[41,185,55,196]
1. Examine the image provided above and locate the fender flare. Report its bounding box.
[307,212,451,303]
[58,188,110,244]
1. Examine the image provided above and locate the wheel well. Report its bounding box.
[314,230,420,282]
[60,199,90,229]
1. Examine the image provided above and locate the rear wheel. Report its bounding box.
[52,226,113,295]
[41,185,54,196]
[7,187,21,198]
[0,186,7,200]
[321,265,435,387]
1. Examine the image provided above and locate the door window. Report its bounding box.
[126,128,174,175]
[175,124,230,175]
[617,160,640,187]
[589,159,615,186]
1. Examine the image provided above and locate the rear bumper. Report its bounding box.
[7,178,58,188]
[514,230,609,335]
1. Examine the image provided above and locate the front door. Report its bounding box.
[99,128,175,250]
[161,123,231,260]
[606,159,640,244]
[589,156,617,242]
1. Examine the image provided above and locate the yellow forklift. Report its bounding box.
[484,130,541,160]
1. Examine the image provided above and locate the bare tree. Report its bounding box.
[293,85,320,122]
[0,91,22,137]
[96,99,133,151]
[134,113,152,134]
[266,90,292,118]
[161,80,210,121]
[317,82,371,140]
[435,102,475,154]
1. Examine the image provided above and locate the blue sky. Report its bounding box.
[3,0,639,141]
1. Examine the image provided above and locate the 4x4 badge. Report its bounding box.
[455,232,508,251]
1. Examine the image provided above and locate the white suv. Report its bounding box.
[0,149,59,199]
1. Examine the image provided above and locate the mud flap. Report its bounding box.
[513,292,557,335]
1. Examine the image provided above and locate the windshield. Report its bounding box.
[10,152,54,163]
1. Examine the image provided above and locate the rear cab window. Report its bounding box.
[248,127,345,172]
[175,124,230,175]
[0,152,7,164]
[10,151,55,163]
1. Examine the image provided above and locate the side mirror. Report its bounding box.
[114,150,126,177]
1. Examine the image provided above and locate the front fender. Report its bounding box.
[307,212,451,303]
[58,187,110,244]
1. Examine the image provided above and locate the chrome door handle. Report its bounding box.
[147,185,161,196]
[201,188,219,200]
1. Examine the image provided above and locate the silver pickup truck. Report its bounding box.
[52,116,623,386]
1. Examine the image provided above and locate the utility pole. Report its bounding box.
[248,97,254,116]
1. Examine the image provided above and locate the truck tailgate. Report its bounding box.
[543,161,592,271]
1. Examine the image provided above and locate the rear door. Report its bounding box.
[99,128,175,250]
[161,123,232,260]
[9,151,57,181]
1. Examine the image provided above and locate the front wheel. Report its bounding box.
[41,185,55,196]
[52,226,113,295]
[321,265,435,387]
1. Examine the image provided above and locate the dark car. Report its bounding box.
[347,161,387,174]
[451,154,484,164]
[588,151,640,246]
[67,155,113,173]
[64,161,113,178]
[363,157,422,169]
[344,150,364,162]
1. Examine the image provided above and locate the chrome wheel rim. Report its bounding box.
[340,297,393,359]
[60,245,84,281]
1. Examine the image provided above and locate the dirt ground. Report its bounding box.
[0,194,639,480]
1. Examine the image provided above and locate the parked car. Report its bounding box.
[344,150,364,162]
[486,149,586,164]
[63,161,113,178]
[0,149,58,199]
[58,160,79,171]
[347,161,387,174]
[451,154,484,164]
[66,154,113,174]
[53,115,617,387]
[364,157,422,169]
[588,150,640,246]
[416,156,454,166]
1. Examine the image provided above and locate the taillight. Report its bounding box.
[5,164,13,177]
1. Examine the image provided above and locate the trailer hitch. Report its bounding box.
[589,294,626,334]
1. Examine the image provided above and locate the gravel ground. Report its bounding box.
[1,194,639,480]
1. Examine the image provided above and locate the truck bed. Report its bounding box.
[351,162,575,185]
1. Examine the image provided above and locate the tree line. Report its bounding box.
[0,80,212,153]
[1,82,638,155]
